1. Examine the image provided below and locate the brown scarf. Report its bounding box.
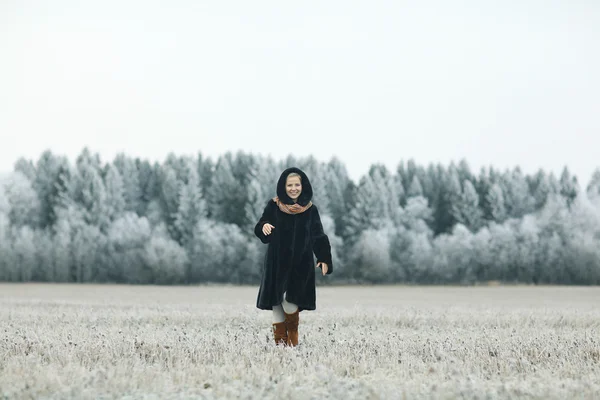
[273,196,313,214]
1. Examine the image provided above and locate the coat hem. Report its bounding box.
[256,303,315,312]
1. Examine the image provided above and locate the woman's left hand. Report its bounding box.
[316,262,328,276]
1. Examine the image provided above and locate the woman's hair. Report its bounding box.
[287,172,301,181]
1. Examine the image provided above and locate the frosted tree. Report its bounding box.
[512,215,541,283]
[0,210,14,281]
[486,221,518,281]
[104,165,126,222]
[50,164,75,212]
[476,167,493,221]
[234,151,258,182]
[586,169,600,200]
[143,234,188,284]
[432,224,476,283]
[401,230,435,282]
[0,180,8,215]
[433,166,461,234]
[293,154,314,173]
[34,151,69,228]
[53,204,95,282]
[52,217,72,282]
[244,155,279,229]
[71,150,109,230]
[140,163,166,226]
[11,226,37,281]
[343,165,401,242]
[79,167,108,229]
[0,180,12,281]
[536,232,565,284]
[307,162,332,216]
[417,164,435,203]
[189,219,257,283]
[196,153,214,201]
[347,228,393,282]
[456,159,474,182]
[76,148,102,170]
[543,194,592,284]
[71,223,104,282]
[501,168,536,219]
[136,159,159,217]
[397,159,424,197]
[470,227,494,281]
[398,195,434,235]
[452,179,483,232]
[279,154,298,172]
[529,170,560,210]
[407,176,424,198]
[208,153,246,226]
[534,195,577,283]
[536,194,569,241]
[372,164,403,216]
[559,166,579,207]
[113,154,143,215]
[106,213,153,283]
[486,183,507,223]
[163,153,191,183]
[389,223,433,283]
[397,160,433,205]
[392,174,406,208]
[389,194,434,283]
[33,229,55,281]
[396,160,409,192]
[560,194,600,283]
[324,157,353,237]
[157,165,180,239]
[13,157,36,182]
[2,171,41,228]
[173,159,206,249]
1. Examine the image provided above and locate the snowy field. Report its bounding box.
[1,284,599,399]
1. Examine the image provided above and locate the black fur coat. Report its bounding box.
[254,167,333,312]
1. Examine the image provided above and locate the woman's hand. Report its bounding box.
[262,223,275,236]
[317,262,328,276]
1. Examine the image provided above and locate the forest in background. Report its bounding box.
[1,148,600,285]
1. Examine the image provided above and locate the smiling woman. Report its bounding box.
[285,172,302,202]
[254,167,333,347]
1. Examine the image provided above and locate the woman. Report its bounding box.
[254,167,333,347]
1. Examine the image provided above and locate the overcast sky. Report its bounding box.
[1,1,598,184]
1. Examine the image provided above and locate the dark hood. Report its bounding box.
[276,167,313,206]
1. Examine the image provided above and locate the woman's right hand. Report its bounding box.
[262,223,275,236]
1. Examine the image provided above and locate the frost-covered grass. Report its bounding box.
[1,284,599,399]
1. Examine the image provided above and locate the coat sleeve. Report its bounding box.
[254,200,275,244]
[311,206,333,275]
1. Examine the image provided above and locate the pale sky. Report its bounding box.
[1,1,598,184]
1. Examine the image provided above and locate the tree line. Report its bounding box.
[1,148,599,285]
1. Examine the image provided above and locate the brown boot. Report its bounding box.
[272,322,288,346]
[284,310,299,347]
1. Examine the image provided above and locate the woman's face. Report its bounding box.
[286,176,302,202]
